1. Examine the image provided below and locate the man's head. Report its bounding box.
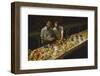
[46,21,52,28]
[54,21,58,27]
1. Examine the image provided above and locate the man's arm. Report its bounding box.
[60,26,64,40]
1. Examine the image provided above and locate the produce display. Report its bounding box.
[29,30,88,60]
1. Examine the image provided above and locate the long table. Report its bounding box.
[29,30,88,60]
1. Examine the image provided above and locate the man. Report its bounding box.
[40,21,55,45]
[53,21,64,40]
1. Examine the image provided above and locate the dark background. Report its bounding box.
[28,15,88,59]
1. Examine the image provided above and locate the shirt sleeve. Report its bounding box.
[40,29,45,40]
[41,29,50,41]
[41,29,55,41]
